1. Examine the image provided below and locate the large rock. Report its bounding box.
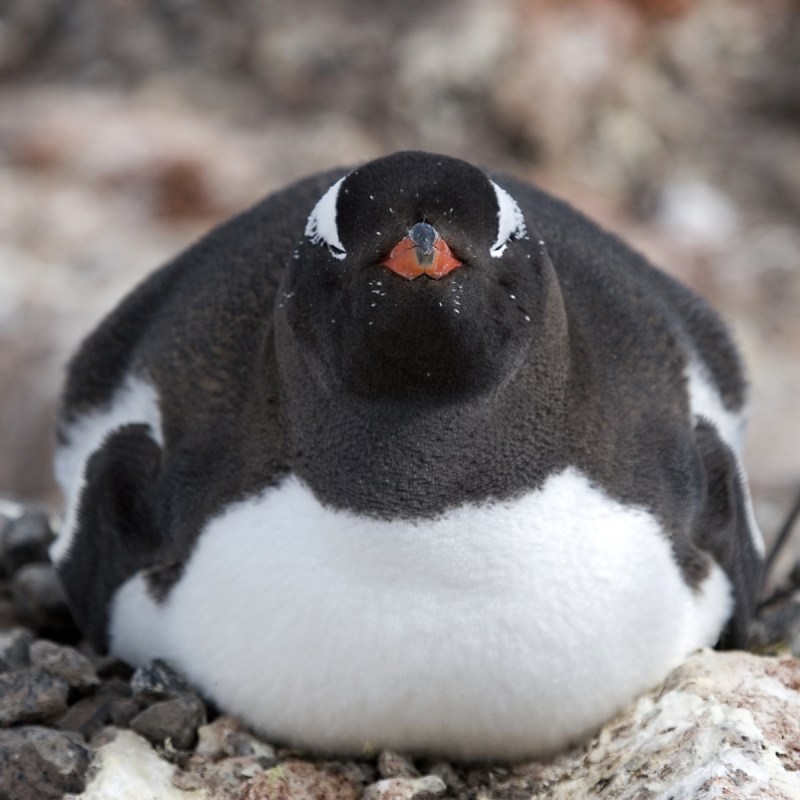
[0,667,69,726]
[29,639,99,693]
[0,725,89,800]
[74,730,207,800]
[491,649,800,799]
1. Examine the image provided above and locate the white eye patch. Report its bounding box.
[305,176,347,260]
[489,180,528,258]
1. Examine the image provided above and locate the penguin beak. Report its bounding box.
[380,222,463,280]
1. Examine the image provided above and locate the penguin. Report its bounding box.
[51,151,764,760]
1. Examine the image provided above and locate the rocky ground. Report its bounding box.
[2,501,800,800]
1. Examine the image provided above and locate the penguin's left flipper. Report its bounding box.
[58,424,164,652]
[692,419,764,649]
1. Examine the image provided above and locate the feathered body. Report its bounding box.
[52,152,763,759]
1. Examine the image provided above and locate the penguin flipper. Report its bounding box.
[692,420,764,649]
[58,424,164,652]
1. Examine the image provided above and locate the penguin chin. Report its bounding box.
[345,307,529,403]
[281,278,533,405]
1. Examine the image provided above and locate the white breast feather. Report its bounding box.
[110,469,732,760]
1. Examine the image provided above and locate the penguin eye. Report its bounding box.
[489,180,528,258]
[305,176,348,261]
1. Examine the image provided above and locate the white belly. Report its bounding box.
[110,467,731,760]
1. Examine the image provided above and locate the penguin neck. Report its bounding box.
[273,278,572,517]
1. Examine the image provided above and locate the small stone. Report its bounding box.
[0,598,19,629]
[427,762,465,793]
[64,695,139,738]
[377,750,420,779]
[109,697,141,728]
[0,627,32,671]
[0,667,69,726]
[195,715,276,760]
[56,681,137,740]
[129,694,207,750]
[30,639,99,692]
[0,510,54,575]
[130,659,194,704]
[0,725,90,800]
[11,563,79,641]
[57,695,115,741]
[363,775,447,800]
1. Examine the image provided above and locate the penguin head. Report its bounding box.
[279,151,551,403]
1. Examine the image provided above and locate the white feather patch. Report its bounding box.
[110,467,731,760]
[489,180,527,258]
[304,176,347,260]
[51,375,163,565]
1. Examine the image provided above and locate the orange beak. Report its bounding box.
[380,223,463,280]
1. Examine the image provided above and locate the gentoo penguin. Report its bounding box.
[51,151,764,760]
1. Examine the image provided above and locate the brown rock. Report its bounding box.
[0,726,89,800]
[0,667,69,726]
[56,680,138,740]
[29,638,99,692]
[129,694,207,750]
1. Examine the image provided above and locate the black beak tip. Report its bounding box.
[408,222,437,257]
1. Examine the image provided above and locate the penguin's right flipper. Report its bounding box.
[692,420,764,649]
[57,424,164,652]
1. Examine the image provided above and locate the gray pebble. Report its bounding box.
[0,725,90,800]
[0,598,19,630]
[428,762,466,793]
[363,775,447,800]
[11,563,77,640]
[0,627,32,671]
[57,686,139,740]
[378,749,420,778]
[130,658,194,704]
[129,694,207,750]
[194,715,277,760]
[0,667,69,726]
[30,639,99,692]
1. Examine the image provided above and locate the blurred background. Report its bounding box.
[0,0,798,558]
